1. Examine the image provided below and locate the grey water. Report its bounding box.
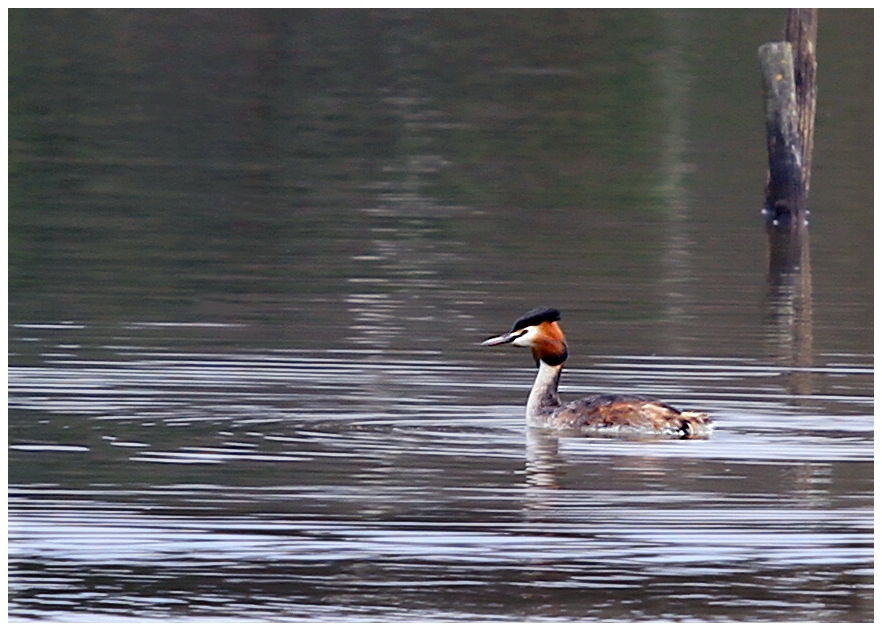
[8,9,873,622]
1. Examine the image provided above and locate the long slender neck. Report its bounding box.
[526,360,563,420]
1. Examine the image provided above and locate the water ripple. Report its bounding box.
[8,349,873,621]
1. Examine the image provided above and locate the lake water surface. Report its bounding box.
[8,9,873,622]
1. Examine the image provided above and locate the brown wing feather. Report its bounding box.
[550,394,711,438]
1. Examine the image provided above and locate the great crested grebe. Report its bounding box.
[481,307,712,438]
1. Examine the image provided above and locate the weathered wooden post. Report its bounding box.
[758,9,818,230]
[785,9,818,197]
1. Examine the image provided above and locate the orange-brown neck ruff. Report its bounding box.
[530,321,568,366]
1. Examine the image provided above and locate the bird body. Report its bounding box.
[482,307,712,439]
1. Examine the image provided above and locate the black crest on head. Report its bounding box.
[511,307,561,332]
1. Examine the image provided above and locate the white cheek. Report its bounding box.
[512,327,538,347]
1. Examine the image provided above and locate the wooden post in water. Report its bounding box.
[758,9,818,230]
[760,11,817,396]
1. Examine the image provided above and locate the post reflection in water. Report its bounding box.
[765,224,814,398]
